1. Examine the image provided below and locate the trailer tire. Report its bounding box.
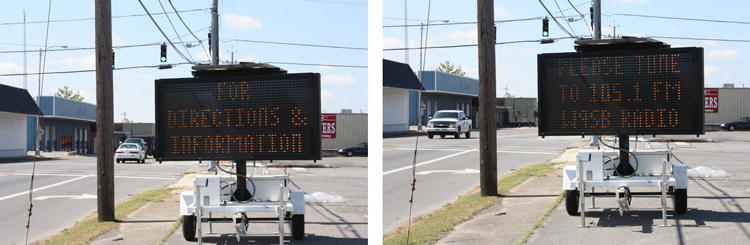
[565,190,579,215]
[292,215,305,240]
[182,215,196,241]
[674,189,688,214]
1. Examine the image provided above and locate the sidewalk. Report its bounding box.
[434,143,581,245]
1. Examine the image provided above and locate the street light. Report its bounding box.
[417,19,448,130]
[35,45,67,156]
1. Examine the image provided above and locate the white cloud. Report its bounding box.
[322,74,356,86]
[321,90,334,101]
[459,65,477,78]
[705,66,719,76]
[78,90,95,103]
[54,53,96,70]
[237,54,260,63]
[703,39,719,47]
[222,13,262,30]
[0,62,22,73]
[708,47,741,60]
[195,50,230,63]
[113,32,126,46]
[444,29,477,44]
[383,37,404,49]
[316,65,335,72]
[668,29,678,35]
[495,7,509,19]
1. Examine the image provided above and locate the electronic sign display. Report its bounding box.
[537,47,704,136]
[155,73,321,161]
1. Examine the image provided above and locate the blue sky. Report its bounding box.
[0,0,367,123]
[383,0,750,98]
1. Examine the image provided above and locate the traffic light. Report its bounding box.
[160,44,167,62]
[112,51,115,69]
[542,17,549,37]
[208,33,212,53]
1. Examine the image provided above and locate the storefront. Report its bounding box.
[409,70,478,126]
[27,96,95,153]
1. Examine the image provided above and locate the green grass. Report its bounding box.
[518,192,564,244]
[383,162,558,245]
[38,188,174,245]
[159,217,183,245]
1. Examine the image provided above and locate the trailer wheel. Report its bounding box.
[292,214,305,240]
[674,189,688,214]
[565,190,579,215]
[182,215,196,241]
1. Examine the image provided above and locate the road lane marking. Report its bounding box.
[391,148,557,155]
[383,148,394,151]
[0,173,10,177]
[34,193,96,200]
[498,133,539,137]
[11,173,174,180]
[416,168,480,175]
[383,150,476,176]
[0,174,94,202]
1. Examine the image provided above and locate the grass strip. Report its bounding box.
[518,192,564,244]
[38,188,174,245]
[159,217,183,245]
[383,162,557,245]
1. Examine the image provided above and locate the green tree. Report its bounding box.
[55,86,84,101]
[436,60,466,76]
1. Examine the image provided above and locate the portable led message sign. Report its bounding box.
[537,47,704,136]
[155,72,321,161]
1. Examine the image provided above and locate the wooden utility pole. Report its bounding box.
[477,0,498,196]
[95,0,115,222]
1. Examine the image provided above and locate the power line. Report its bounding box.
[0,8,207,26]
[0,62,193,77]
[383,37,574,51]
[157,0,195,62]
[651,36,750,43]
[138,0,194,64]
[553,0,577,37]
[610,13,750,25]
[567,0,592,36]
[384,17,541,28]
[539,0,576,38]
[168,0,208,56]
[229,39,367,50]
[266,61,367,68]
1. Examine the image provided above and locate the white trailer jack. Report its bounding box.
[562,147,688,227]
[180,160,305,244]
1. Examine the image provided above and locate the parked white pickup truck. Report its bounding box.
[426,110,472,139]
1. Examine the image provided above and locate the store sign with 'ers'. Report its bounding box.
[704,88,718,113]
[155,73,321,161]
[321,114,336,138]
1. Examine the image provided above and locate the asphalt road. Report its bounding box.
[382,127,580,233]
[0,155,196,244]
[528,131,750,244]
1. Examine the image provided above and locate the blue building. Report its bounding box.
[409,71,479,126]
[27,96,96,153]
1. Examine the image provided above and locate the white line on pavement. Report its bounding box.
[391,148,557,155]
[0,174,94,202]
[12,173,175,180]
[383,150,476,176]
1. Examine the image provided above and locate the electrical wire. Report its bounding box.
[0,62,193,76]
[215,162,256,203]
[598,137,639,178]
[0,8,207,26]
[265,62,366,68]
[553,0,577,37]
[539,0,576,38]
[383,37,575,51]
[138,0,194,64]
[157,0,195,63]
[567,0,592,36]
[168,0,208,56]
[650,36,750,43]
[229,39,366,50]
[609,13,750,25]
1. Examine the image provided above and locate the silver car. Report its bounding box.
[116,143,146,163]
